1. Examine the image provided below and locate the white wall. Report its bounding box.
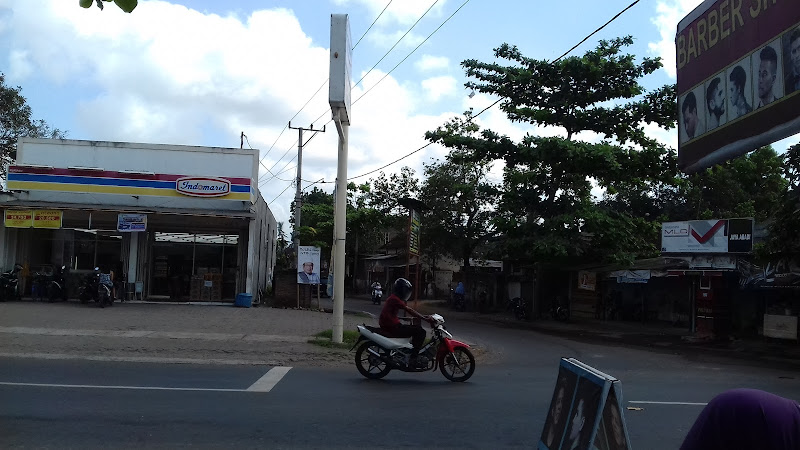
[18,138,258,181]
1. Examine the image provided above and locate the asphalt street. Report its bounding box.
[1,301,800,449]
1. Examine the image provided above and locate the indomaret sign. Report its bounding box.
[676,0,800,172]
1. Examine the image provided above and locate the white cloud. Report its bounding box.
[648,0,703,79]
[415,54,450,72]
[421,76,457,101]
[333,0,448,26]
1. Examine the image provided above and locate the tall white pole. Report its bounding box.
[332,110,348,343]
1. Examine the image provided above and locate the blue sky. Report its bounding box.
[0,0,796,224]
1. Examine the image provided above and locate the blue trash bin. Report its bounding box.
[235,293,253,308]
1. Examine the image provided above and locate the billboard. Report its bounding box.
[297,246,322,284]
[676,0,800,173]
[661,218,753,253]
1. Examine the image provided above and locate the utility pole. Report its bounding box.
[288,122,325,261]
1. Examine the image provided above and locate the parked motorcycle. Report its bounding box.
[97,281,113,308]
[0,264,22,302]
[452,292,466,311]
[48,265,68,303]
[550,296,570,322]
[352,313,475,382]
[371,282,383,305]
[78,269,100,304]
[509,297,528,321]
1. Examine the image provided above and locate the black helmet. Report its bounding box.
[392,278,413,302]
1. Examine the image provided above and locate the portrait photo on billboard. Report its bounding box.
[726,59,754,122]
[563,376,604,450]
[784,25,800,95]
[540,365,579,450]
[297,246,321,284]
[592,384,630,450]
[704,73,727,131]
[680,85,706,144]
[753,39,785,109]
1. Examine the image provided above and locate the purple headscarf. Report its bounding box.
[681,388,800,450]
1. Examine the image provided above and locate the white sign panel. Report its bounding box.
[297,246,322,285]
[176,177,231,197]
[329,14,352,125]
[117,213,147,232]
[662,220,728,253]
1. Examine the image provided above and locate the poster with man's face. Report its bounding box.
[752,39,784,109]
[704,73,727,131]
[565,377,604,450]
[540,365,579,449]
[726,59,753,122]
[783,26,800,95]
[592,383,631,450]
[297,245,321,284]
[679,85,705,144]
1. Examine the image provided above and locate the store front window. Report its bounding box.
[151,233,239,301]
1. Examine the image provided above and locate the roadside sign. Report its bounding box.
[117,213,147,232]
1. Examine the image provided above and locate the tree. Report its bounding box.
[426,37,676,266]
[79,0,138,13]
[0,73,65,183]
[677,146,787,223]
[766,144,800,256]
[419,124,500,269]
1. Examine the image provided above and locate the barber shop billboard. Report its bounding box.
[676,0,800,173]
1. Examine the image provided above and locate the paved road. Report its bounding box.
[2,301,800,448]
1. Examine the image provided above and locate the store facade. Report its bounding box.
[0,138,277,302]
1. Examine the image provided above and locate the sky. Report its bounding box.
[1,0,797,225]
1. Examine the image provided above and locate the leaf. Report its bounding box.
[114,0,137,13]
[79,0,93,8]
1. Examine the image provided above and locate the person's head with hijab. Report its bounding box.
[681,388,800,450]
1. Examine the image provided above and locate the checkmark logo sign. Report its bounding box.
[690,220,726,243]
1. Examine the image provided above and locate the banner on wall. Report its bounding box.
[4,210,33,228]
[33,210,62,229]
[117,213,147,232]
[4,210,62,229]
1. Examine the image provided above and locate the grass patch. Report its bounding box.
[308,329,360,349]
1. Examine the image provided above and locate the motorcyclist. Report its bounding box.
[378,278,434,367]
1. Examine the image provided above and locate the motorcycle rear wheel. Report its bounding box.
[440,347,475,382]
[355,342,391,380]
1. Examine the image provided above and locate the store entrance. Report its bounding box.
[150,233,239,301]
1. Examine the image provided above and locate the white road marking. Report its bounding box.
[247,366,292,392]
[629,401,708,406]
[0,381,242,392]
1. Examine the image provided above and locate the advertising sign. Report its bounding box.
[539,358,631,450]
[33,210,62,228]
[297,246,322,284]
[661,218,753,253]
[578,271,596,291]
[175,177,231,197]
[117,213,147,232]
[676,1,800,172]
[329,14,352,125]
[4,209,33,228]
[409,209,421,256]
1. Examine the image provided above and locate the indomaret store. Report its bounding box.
[0,138,277,302]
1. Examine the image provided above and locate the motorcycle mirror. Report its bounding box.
[94,267,99,271]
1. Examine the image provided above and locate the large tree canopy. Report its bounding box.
[0,73,65,183]
[79,0,137,13]
[426,37,676,266]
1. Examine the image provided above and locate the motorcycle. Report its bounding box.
[509,297,528,321]
[78,269,100,304]
[452,292,466,311]
[0,264,22,302]
[48,265,68,303]
[352,313,476,382]
[97,281,113,308]
[371,283,383,305]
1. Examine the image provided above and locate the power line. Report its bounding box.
[470,0,641,121]
[243,133,294,182]
[349,142,433,180]
[352,0,393,50]
[352,0,471,107]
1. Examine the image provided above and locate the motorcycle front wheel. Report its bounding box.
[440,347,475,382]
[355,342,391,380]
